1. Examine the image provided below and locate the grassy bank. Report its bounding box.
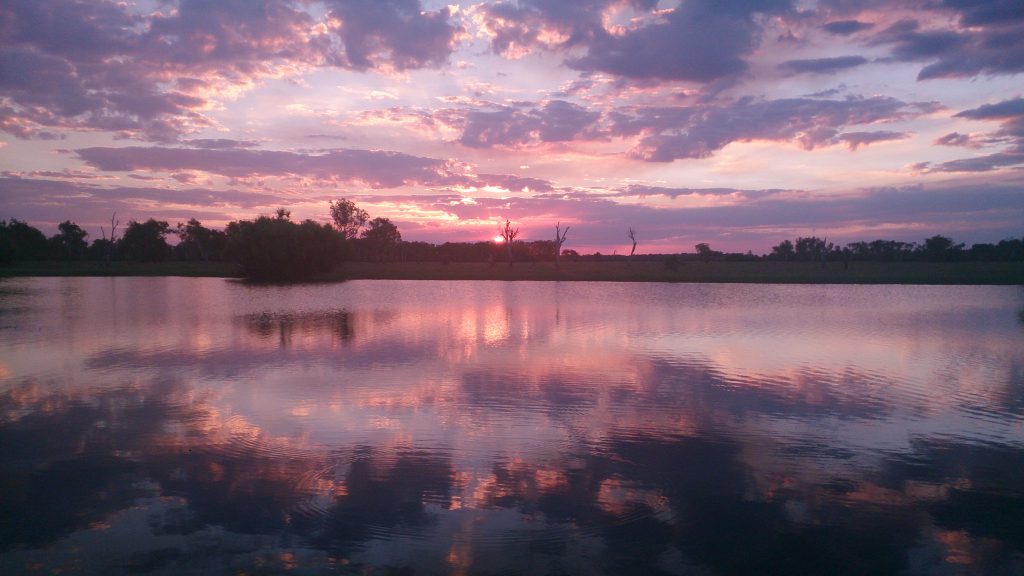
[0,260,242,277]
[3,260,1022,284]
[334,260,1024,284]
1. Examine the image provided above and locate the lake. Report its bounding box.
[1,277,1022,575]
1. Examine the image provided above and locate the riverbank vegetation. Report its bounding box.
[2,201,1022,284]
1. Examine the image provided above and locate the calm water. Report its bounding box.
[1,277,1022,575]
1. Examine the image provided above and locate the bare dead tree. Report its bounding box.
[628,227,637,259]
[554,222,569,270]
[501,219,520,267]
[100,212,119,262]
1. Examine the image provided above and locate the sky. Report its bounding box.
[0,0,1022,254]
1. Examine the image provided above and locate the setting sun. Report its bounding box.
[493,235,505,243]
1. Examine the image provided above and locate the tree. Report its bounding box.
[500,220,520,267]
[226,213,345,281]
[771,239,794,260]
[175,218,227,261]
[121,219,171,262]
[0,219,49,265]
[554,222,569,269]
[99,212,120,262]
[360,217,402,261]
[695,242,714,263]
[628,227,638,258]
[50,220,89,261]
[922,235,964,261]
[329,199,369,241]
[794,236,832,262]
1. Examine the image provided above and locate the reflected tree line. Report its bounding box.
[3,199,1022,279]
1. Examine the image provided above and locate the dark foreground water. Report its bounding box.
[0,277,1022,575]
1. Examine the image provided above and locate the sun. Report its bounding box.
[493,235,505,243]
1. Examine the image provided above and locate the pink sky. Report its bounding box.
[1,0,1022,253]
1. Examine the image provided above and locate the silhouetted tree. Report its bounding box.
[500,220,519,267]
[770,239,794,260]
[121,219,171,262]
[360,217,401,261]
[922,235,964,261]
[794,236,832,262]
[175,218,227,261]
[50,221,89,261]
[695,243,716,263]
[226,213,344,281]
[99,212,120,262]
[329,198,369,241]
[628,227,637,258]
[554,222,569,269]
[0,219,49,265]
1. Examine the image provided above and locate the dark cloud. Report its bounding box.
[322,0,460,70]
[822,20,874,35]
[0,0,462,141]
[480,0,659,56]
[140,0,318,69]
[778,55,868,75]
[931,97,1024,172]
[954,97,1024,120]
[568,0,794,82]
[928,151,1024,173]
[478,0,792,83]
[474,173,554,193]
[182,139,261,150]
[610,96,934,161]
[836,130,909,150]
[75,146,472,188]
[869,7,1024,80]
[934,132,985,148]
[455,100,602,149]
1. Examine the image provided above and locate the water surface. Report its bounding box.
[1,278,1022,575]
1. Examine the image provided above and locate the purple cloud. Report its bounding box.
[823,20,874,36]
[322,0,461,70]
[836,131,909,150]
[75,146,473,188]
[778,56,868,75]
[610,96,934,161]
[869,8,1024,80]
[454,100,602,149]
[0,0,462,141]
[567,0,793,83]
[930,97,1024,172]
[954,97,1024,120]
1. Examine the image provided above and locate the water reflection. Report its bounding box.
[1,278,1022,575]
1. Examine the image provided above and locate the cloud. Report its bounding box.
[868,7,1024,80]
[453,100,602,149]
[477,0,791,83]
[928,152,1024,173]
[954,97,1024,120]
[0,176,283,231]
[777,56,868,75]
[322,0,461,70]
[835,130,909,150]
[567,0,794,83]
[822,20,874,35]
[0,0,463,141]
[75,146,474,188]
[930,96,1024,172]
[610,96,935,161]
[934,132,986,148]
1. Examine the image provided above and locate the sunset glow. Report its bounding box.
[1,1,1022,253]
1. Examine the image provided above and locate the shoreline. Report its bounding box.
[2,260,1022,285]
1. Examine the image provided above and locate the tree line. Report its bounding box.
[2,201,1022,281]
